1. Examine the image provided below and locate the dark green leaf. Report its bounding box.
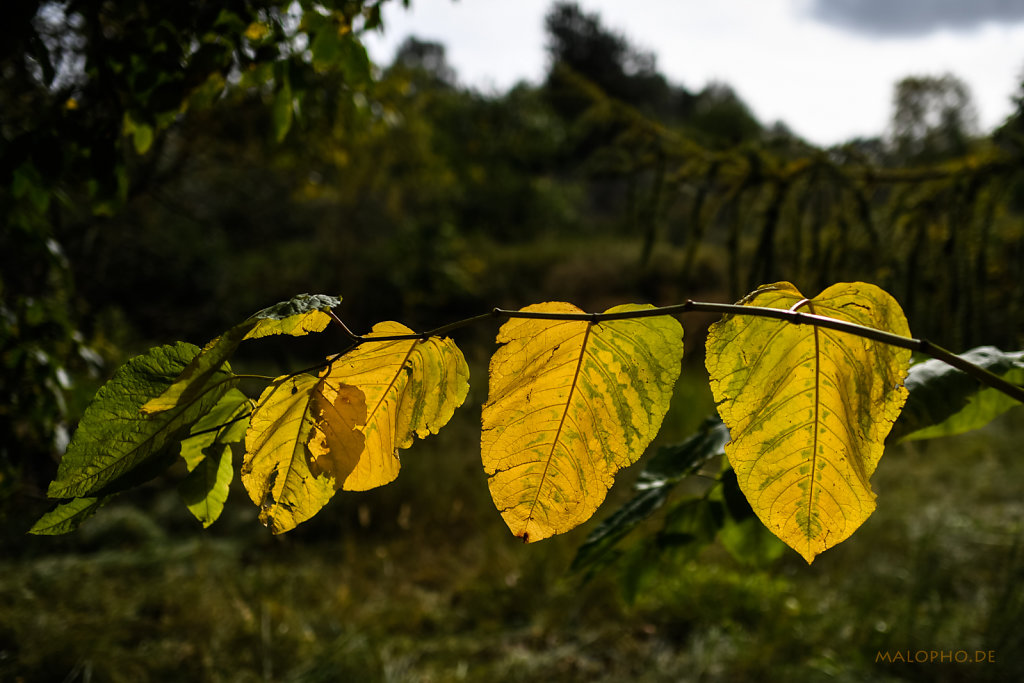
[636,418,730,489]
[571,418,728,573]
[47,343,235,498]
[889,346,1024,442]
[662,496,725,543]
[29,497,113,535]
[179,444,235,528]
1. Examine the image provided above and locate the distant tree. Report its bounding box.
[890,73,978,161]
[390,36,457,88]
[543,1,687,121]
[688,82,762,148]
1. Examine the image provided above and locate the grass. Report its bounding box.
[2,373,1023,682]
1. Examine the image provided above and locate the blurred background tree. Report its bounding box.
[890,72,979,162]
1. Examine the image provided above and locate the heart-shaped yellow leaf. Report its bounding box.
[706,282,911,563]
[482,303,684,542]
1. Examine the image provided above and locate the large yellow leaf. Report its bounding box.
[706,282,911,563]
[241,373,367,533]
[313,322,470,491]
[482,303,684,542]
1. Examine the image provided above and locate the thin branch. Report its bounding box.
[185,408,253,440]
[326,300,1024,405]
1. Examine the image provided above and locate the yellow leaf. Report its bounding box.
[705,282,911,563]
[241,374,366,533]
[244,21,271,42]
[314,322,470,491]
[482,303,684,542]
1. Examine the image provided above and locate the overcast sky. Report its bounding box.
[362,0,1024,147]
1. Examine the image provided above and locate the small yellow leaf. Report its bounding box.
[482,303,684,542]
[244,21,271,42]
[242,310,330,340]
[241,374,365,533]
[316,322,470,491]
[706,282,911,563]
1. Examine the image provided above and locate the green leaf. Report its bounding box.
[482,303,684,542]
[706,282,911,563]
[662,496,725,549]
[636,418,730,490]
[310,24,343,70]
[714,468,786,565]
[180,388,251,470]
[717,517,787,566]
[180,444,234,528]
[48,343,235,499]
[29,496,113,535]
[890,346,1024,442]
[338,37,371,86]
[142,294,339,415]
[272,69,293,142]
[122,112,154,154]
[571,419,728,574]
[177,388,250,528]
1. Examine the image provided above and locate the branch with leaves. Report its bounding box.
[32,285,1024,565]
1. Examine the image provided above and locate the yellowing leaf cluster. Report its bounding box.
[241,322,469,533]
[45,283,993,568]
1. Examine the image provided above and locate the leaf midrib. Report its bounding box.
[524,323,593,538]
[807,321,821,544]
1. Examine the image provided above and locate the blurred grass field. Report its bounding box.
[2,364,1022,683]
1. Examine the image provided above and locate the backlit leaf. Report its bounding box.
[314,322,470,491]
[890,346,1024,442]
[706,282,911,563]
[180,445,234,528]
[29,496,112,535]
[179,388,251,470]
[482,303,684,543]
[241,374,364,533]
[143,294,339,415]
[48,343,235,499]
[178,388,251,527]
